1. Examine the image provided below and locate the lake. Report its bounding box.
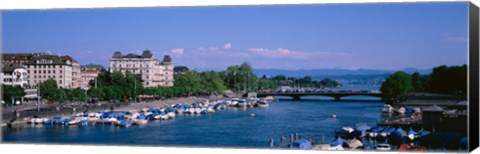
[2,98,384,148]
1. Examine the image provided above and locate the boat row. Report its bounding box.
[382,104,421,114]
[25,98,273,128]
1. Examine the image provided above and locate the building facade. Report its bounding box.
[1,64,28,88]
[109,50,174,87]
[25,54,80,88]
[80,67,101,90]
[2,53,42,66]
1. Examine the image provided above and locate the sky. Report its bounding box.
[1,2,469,71]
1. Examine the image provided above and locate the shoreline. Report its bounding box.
[2,95,226,128]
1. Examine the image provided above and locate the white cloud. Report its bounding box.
[223,42,232,49]
[247,48,329,60]
[443,33,467,42]
[171,48,185,56]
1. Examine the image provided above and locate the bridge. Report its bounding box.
[255,91,382,101]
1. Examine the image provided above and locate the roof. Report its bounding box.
[423,105,444,112]
[162,55,172,62]
[25,55,75,65]
[111,50,154,59]
[2,63,26,73]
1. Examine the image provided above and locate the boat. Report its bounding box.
[176,108,185,114]
[396,107,406,114]
[375,143,391,151]
[117,119,132,127]
[167,112,176,119]
[237,99,248,107]
[132,119,148,125]
[230,98,239,106]
[194,108,202,114]
[381,104,394,113]
[257,100,269,108]
[289,139,312,150]
[330,137,346,148]
[346,138,363,149]
[68,119,80,125]
[407,129,418,141]
[207,107,215,113]
[186,108,195,114]
[201,109,209,114]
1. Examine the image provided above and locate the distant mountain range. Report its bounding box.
[254,68,432,84]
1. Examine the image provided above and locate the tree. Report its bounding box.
[39,79,58,100]
[427,64,467,95]
[380,71,413,103]
[411,72,423,92]
[2,85,26,105]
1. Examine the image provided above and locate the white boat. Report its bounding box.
[132,119,148,125]
[176,108,185,114]
[160,114,169,120]
[167,112,176,119]
[396,107,406,114]
[68,119,80,125]
[230,98,239,106]
[237,99,248,107]
[375,143,391,151]
[194,108,202,114]
[186,108,195,114]
[381,104,394,113]
[257,100,269,108]
[342,127,355,133]
[207,107,215,113]
[368,132,378,138]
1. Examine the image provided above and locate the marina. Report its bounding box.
[3,97,384,148]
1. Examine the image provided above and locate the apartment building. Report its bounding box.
[24,54,80,88]
[109,50,174,87]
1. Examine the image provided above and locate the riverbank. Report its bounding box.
[1,95,225,128]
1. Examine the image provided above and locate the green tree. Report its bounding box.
[411,72,423,92]
[39,78,58,100]
[380,71,413,103]
[2,85,26,105]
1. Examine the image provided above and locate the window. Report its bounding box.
[43,70,46,74]
[48,65,51,68]
[53,65,55,68]
[43,65,46,68]
[34,70,36,73]
[60,65,62,68]
[53,76,56,78]
[48,76,51,78]
[60,80,62,84]
[34,76,36,79]
[43,75,46,79]
[60,70,62,73]
[60,75,62,78]
[53,70,56,74]
[48,70,51,74]
[34,65,37,68]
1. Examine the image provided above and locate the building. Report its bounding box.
[109,50,174,87]
[2,53,42,66]
[25,54,81,88]
[80,65,102,90]
[1,63,28,88]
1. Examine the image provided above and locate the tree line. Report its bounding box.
[2,62,342,103]
[380,64,467,103]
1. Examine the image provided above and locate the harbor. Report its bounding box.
[3,96,383,147]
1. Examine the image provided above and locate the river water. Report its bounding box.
[2,96,384,148]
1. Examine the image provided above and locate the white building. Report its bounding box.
[109,50,174,87]
[25,54,80,88]
[1,64,28,88]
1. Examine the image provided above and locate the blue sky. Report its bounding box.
[2,2,469,70]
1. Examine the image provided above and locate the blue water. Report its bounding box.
[2,100,384,148]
